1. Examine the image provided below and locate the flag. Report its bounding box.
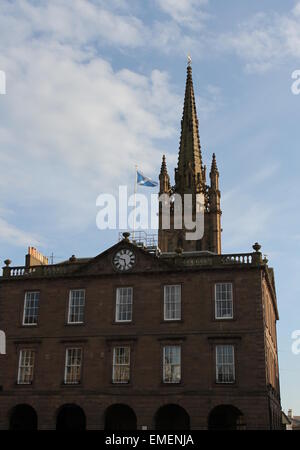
[136,170,158,187]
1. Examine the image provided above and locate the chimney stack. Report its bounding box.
[25,247,48,268]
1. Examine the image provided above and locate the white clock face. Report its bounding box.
[113,249,136,272]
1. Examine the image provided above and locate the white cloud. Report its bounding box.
[0,0,210,58]
[293,2,300,17]
[155,0,209,29]
[151,20,205,56]
[0,49,180,224]
[0,0,185,242]
[0,217,40,247]
[219,3,300,73]
[0,0,145,49]
[0,0,223,251]
[151,0,211,56]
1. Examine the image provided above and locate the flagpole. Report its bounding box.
[133,165,138,241]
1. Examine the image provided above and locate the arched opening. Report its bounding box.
[104,404,137,430]
[56,404,86,431]
[9,404,38,430]
[155,404,190,430]
[208,405,246,430]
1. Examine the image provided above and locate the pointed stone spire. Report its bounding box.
[211,153,219,174]
[210,153,219,191]
[209,152,221,253]
[175,63,204,193]
[203,164,207,184]
[159,154,170,194]
[160,154,167,174]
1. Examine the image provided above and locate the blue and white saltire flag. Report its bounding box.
[136,170,158,187]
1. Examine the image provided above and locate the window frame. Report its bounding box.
[163,285,181,321]
[64,347,83,385]
[22,291,40,326]
[17,348,35,385]
[115,287,133,323]
[162,345,181,384]
[214,282,233,320]
[67,289,85,325]
[215,344,235,384]
[112,346,131,384]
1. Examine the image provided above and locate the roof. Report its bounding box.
[1,237,267,281]
[292,416,300,429]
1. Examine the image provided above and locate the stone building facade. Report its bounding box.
[0,65,282,430]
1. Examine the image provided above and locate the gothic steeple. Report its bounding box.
[159,154,170,194]
[210,153,220,201]
[175,63,205,194]
[158,62,222,254]
[209,152,221,253]
[210,153,219,188]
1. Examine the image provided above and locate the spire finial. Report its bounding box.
[211,153,218,173]
[159,154,170,194]
[160,154,167,174]
[187,54,192,67]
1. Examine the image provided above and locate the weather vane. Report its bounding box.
[187,54,192,67]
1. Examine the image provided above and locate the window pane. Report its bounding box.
[23,292,39,325]
[216,345,235,383]
[68,290,85,323]
[64,348,82,384]
[215,283,233,319]
[18,349,35,384]
[164,285,181,320]
[163,345,181,383]
[116,288,133,322]
[112,346,130,383]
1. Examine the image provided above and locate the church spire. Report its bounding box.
[209,152,222,254]
[159,154,170,194]
[211,153,218,174]
[175,62,204,193]
[160,154,167,175]
[210,153,219,191]
[158,62,222,254]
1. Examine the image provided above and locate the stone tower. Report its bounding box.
[158,63,222,253]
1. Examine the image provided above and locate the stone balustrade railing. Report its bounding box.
[2,250,263,279]
[220,253,253,265]
[2,263,78,279]
[178,252,258,267]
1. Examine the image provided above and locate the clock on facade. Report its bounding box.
[112,249,136,271]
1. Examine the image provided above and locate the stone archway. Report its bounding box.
[104,404,137,430]
[56,404,86,431]
[208,405,246,430]
[9,404,38,430]
[155,404,190,430]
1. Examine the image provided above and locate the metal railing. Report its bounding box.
[119,231,158,248]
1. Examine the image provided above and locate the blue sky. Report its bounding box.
[0,0,299,414]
